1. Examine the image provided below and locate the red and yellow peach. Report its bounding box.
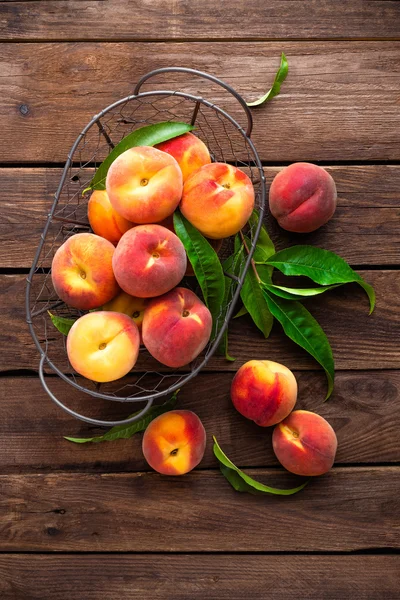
[67,311,140,382]
[106,146,183,224]
[155,132,211,182]
[180,162,255,239]
[272,410,338,476]
[88,189,134,245]
[51,232,119,310]
[112,224,187,298]
[142,287,212,368]
[231,360,297,427]
[269,163,337,233]
[142,410,206,475]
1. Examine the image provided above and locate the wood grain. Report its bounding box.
[0,468,398,551]
[1,42,400,162]
[1,1,399,41]
[2,166,400,268]
[14,270,399,373]
[0,370,399,474]
[0,554,399,600]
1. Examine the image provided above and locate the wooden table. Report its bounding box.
[1,2,400,598]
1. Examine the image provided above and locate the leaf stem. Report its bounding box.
[239,230,261,284]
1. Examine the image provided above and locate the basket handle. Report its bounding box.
[134,67,253,137]
[38,354,154,427]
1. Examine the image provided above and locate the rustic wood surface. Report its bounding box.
[1,2,399,598]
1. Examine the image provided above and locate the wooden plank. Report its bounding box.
[0,555,399,600]
[1,370,399,473]
[7,269,399,373]
[1,42,400,162]
[0,467,398,551]
[1,1,399,41]
[2,166,400,268]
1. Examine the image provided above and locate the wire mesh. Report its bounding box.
[26,74,266,424]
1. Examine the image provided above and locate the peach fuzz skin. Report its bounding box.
[142,287,212,368]
[102,291,147,340]
[155,132,211,182]
[88,189,134,245]
[51,233,119,310]
[231,360,297,427]
[106,146,183,224]
[180,162,255,239]
[67,311,140,383]
[272,410,338,476]
[142,410,206,475]
[112,224,187,298]
[269,163,337,233]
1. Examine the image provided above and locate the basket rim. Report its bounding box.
[26,87,266,405]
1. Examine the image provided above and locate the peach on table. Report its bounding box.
[231,360,297,427]
[273,410,338,476]
[142,410,206,475]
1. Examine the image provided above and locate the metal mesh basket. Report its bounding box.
[26,67,266,427]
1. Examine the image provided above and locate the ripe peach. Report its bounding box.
[142,287,212,368]
[51,233,119,310]
[155,132,211,182]
[269,163,337,233]
[272,410,338,476]
[159,214,223,276]
[106,146,183,224]
[88,189,134,245]
[102,291,147,339]
[112,225,187,298]
[231,360,297,427]
[180,162,255,239]
[142,410,206,475]
[67,311,140,382]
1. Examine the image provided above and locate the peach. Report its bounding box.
[269,163,337,233]
[155,132,211,182]
[102,291,147,339]
[106,146,183,224]
[159,214,223,276]
[272,410,338,476]
[51,232,119,310]
[142,410,206,475]
[88,189,134,245]
[231,360,297,427]
[142,287,212,368]
[112,224,187,298]
[67,311,140,382]
[180,162,255,239]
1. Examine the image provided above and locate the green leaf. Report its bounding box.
[246,53,289,107]
[266,246,375,314]
[85,122,194,192]
[262,290,334,399]
[48,312,76,336]
[217,246,245,359]
[240,266,273,338]
[64,391,179,444]
[234,305,248,319]
[173,211,225,340]
[213,437,308,496]
[263,283,342,301]
[248,211,275,262]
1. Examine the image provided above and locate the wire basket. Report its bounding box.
[26,67,266,427]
